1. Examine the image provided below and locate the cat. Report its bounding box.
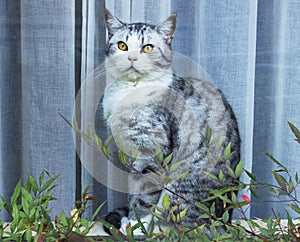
[102,9,241,235]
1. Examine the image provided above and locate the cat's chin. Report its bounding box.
[126,70,141,81]
[120,68,146,83]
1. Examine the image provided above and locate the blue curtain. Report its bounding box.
[0,0,76,220]
[1,0,300,221]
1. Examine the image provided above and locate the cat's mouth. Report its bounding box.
[126,66,141,74]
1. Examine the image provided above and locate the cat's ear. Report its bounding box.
[105,9,124,38]
[155,14,177,45]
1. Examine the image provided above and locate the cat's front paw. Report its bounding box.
[103,211,122,235]
[120,217,143,235]
[120,214,153,236]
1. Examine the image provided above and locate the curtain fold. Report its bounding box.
[0,0,76,220]
[80,0,108,217]
[0,0,22,220]
[252,0,300,218]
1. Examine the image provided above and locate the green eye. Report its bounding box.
[118,41,128,51]
[143,44,154,53]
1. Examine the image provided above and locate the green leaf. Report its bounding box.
[87,123,93,137]
[170,160,185,172]
[162,193,170,210]
[202,171,218,181]
[28,175,39,195]
[40,175,60,193]
[176,207,189,222]
[57,112,73,128]
[218,232,233,240]
[272,170,287,192]
[246,220,260,229]
[209,191,232,204]
[10,180,21,207]
[25,228,32,242]
[288,179,294,194]
[21,196,29,215]
[218,170,224,182]
[102,146,110,158]
[227,201,248,210]
[231,191,237,203]
[289,204,300,214]
[147,219,155,235]
[163,153,173,167]
[39,171,46,187]
[244,169,257,181]
[10,221,17,233]
[169,205,179,214]
[80,218,89,227]
[222,210,229,223]
[60,210,67,225]
[21,187,33,204]
[212,220,223,227]
[132,205,147,234]
[0,223,3,240]
[287,211,295,230]
[155,147,163,163]
[215,138,224,154]
[82,185,92,200]
[150,203,163,213]
[118,150,127,165]
[195,202,210,214]
[287,121,300,143]
[29,208,36,220]
[95,134,103,148]
[104,135,112,147]
[205,125,212,143]
[223,142,232,161]
[130,148,139,161]
[149,210,164,221]
[210,202,216,216]
[226,166,236,179]
[91,201,106,221]
[250,188,260,199]
[234,160,243,178]
[11,203,19,221]
[178,170,191,182]
[266,152,287,171]
[198,213,210,219]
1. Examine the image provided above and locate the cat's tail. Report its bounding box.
[103,206,129,234]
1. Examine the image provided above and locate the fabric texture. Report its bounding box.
[0,0,299,220]
[0,0,76,220]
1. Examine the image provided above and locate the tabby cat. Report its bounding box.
[102,9,240,234]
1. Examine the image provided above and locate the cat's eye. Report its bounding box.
[118,41,128,51]
[142,44,154,53]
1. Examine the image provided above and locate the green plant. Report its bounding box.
[0,171,104,241]
[0,171,59,241]
[14,114,297,241]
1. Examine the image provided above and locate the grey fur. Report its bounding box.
[102,9,240,233]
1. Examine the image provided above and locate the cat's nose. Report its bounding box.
[128,55,138,62]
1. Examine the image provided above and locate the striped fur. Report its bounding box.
[102,9,240,235]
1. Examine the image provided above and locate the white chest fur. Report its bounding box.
[103,73,173,126]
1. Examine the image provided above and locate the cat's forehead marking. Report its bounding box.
[125,23,154,44]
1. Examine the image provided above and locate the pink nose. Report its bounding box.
[128,56,138,62]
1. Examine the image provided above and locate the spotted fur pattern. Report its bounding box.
[102,9,240,235]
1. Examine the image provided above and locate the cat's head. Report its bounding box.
[104,9,177,81]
